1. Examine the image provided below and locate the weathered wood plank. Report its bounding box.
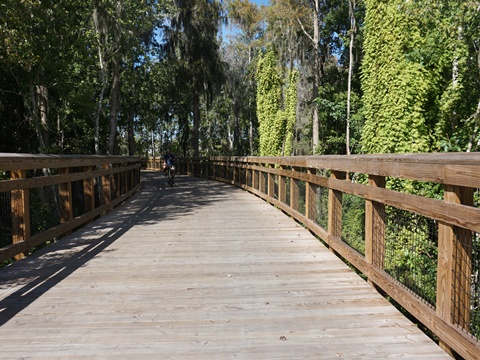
[0,174,451,359]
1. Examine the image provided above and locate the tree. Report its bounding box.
[283,69,299,156]
[225,0,264,154]
[165,0,225,157]
[255,48,298,156]
[361,0,432,154]
[297,0,320,153]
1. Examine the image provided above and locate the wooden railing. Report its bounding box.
[0,154,141,264]
[177,154,480,360]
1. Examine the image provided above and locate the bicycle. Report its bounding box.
[165,164,175,186]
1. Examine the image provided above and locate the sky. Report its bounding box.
[221,0,270,43]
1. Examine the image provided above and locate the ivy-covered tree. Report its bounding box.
[256,48,283,156]
[361,0,433,154]
[283,69,298,156]
[255,48,298,156]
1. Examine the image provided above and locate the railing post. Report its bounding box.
[11,170,29,260]
[278,165,287,204]
[436,185,474,356]
[253,165,259,191]
[259,164,266,195]
[267,165,275,199]
[306,168,317,221]
[246,162,252,190]
[328,170,344,240]
[113,163,120,200]
[83,166,94,213]
[365,175,386,270]
[102,163,111,206]
[290,167,300,212]
[58,167,73,224]
[233,161,239,186]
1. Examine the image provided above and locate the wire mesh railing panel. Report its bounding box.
[0,191,12,249]
[341,193,366,255]
[315,186,328,230]
[452,229,480,340]
[260,171,267,194]
[384,206,438,307]
[470,188,480,339]
[285,177,291,207]
[29,186,61,238]
[297,180,306,216]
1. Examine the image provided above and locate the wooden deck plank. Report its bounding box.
[0,172,450,359]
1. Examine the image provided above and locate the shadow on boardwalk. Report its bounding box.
[0,172,451,359]
[0,173,227,326]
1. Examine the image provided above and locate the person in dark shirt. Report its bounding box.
[162,152,175,177]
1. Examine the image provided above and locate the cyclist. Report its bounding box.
[162,151,176,177]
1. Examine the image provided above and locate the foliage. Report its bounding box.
[283,69,298,156]
[255,48,283,156]
[341,194,365,255]
[384,208,438,306]
[361,0,433,154]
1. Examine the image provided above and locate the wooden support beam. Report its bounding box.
[436,185,474,357]
[58,167,73,225]
[11,170,29,260]
[328,171,344,240]
[267,166,275,200]
[290,167,300,212]
[102,163,111,207]
[365,175,386,270]
[83,166,94,214]
[305,168,317,221]
[278,165,287,204]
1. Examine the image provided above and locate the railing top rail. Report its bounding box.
[0,153,141,171]
[184,153,480,188]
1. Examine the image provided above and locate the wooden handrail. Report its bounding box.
[176,154,480,360]
[0,154,141,264]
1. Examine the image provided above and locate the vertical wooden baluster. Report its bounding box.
[268,165,275,200]
[436,185,473,356]
[278,165,287,204]
[290,167,300,212]
[306,167,317,221]
[11,170,29,260]
[365,175,386,280]
[83,166,94,214]
[253,164,259,192]
[58,167,73,227]
[102,163,111,207]
[328,171,344,242]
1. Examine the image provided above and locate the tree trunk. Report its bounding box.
[312,0,319,154]
[346,0,356,156]
[37,84,49,148]
[29,83,47,152]
[128,106,135,156]
[107,1,122,155]
[193,93,200,157]
[108,55,121,155]
[92,3,107,155]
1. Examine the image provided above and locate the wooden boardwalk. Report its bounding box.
[0,172,450,359]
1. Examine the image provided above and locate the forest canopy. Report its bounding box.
[1,0,479,157]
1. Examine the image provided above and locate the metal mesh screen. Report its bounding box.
[341,193,366,255]
[0,191,11,249]
[384,206,438,306]
[29,185,61,238]
[315,186,328,230]
[452,228,480,339]
[298,180,306,216]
